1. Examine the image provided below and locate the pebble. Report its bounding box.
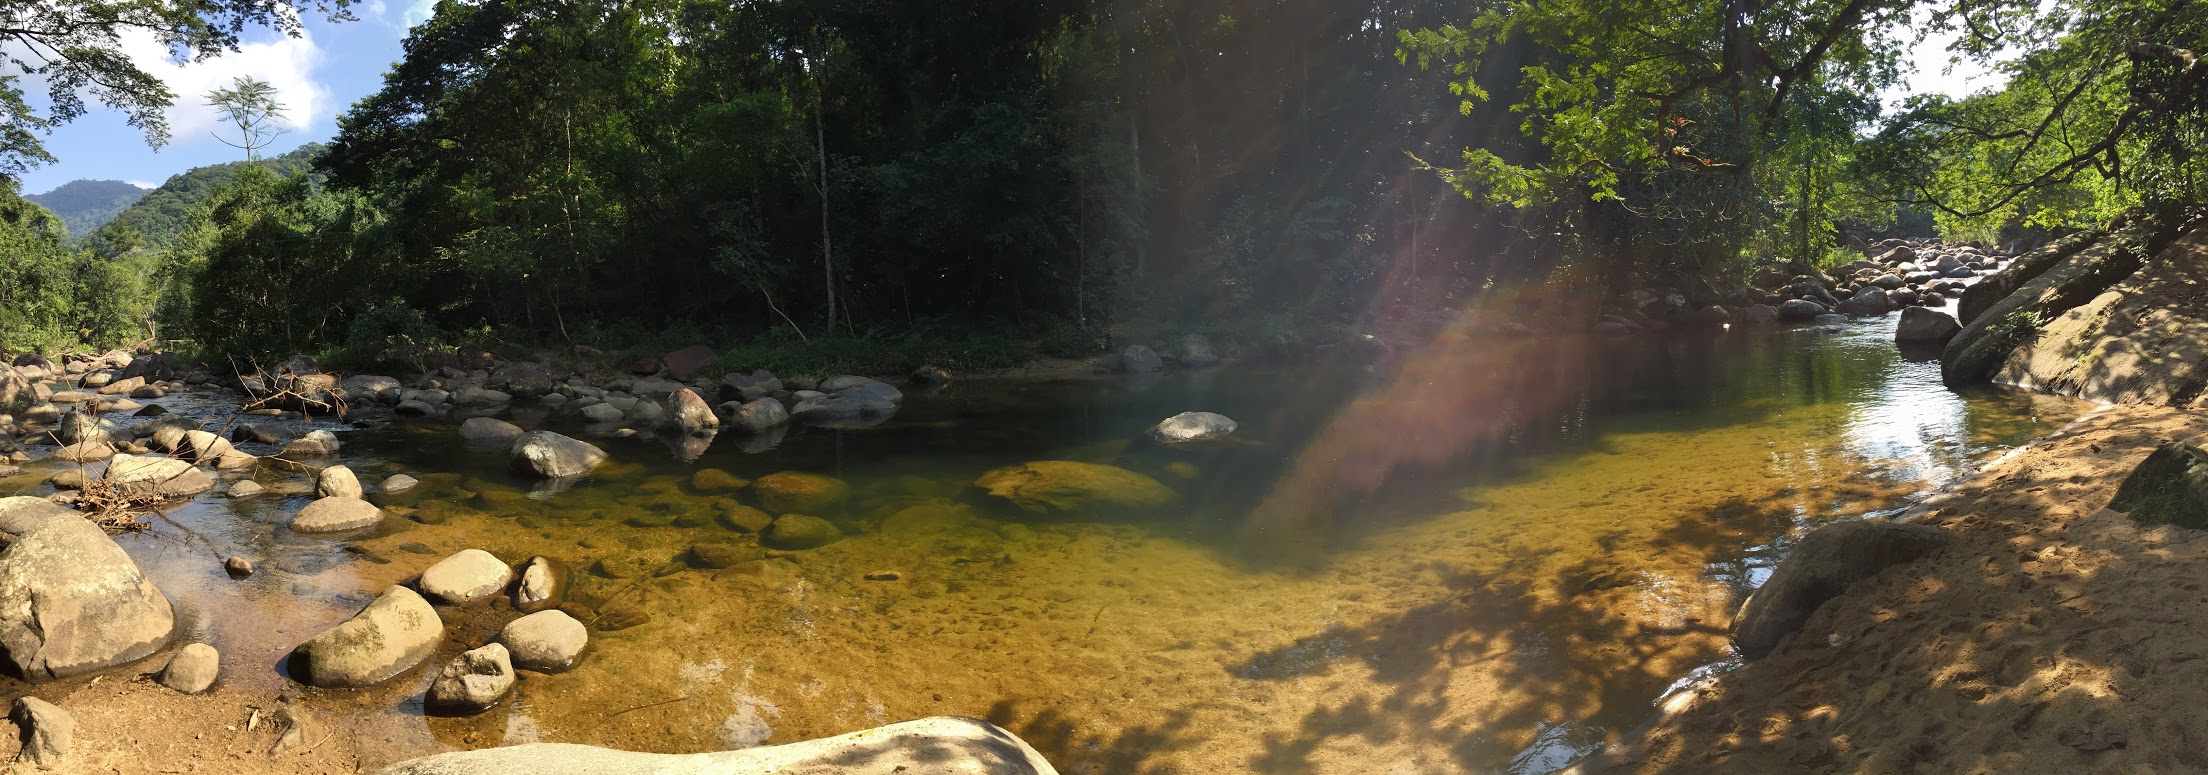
[864,570,903,581]
[224,556,254,578]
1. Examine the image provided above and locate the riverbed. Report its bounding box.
[0,312,2086,774]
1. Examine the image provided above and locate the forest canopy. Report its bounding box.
[0,0,2200,364]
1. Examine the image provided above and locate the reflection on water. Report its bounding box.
[0,309,2087,774]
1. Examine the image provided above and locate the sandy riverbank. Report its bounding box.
[1583,403,2208,773]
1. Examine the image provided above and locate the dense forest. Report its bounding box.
[1,0,2202,371]
[25,180,145,238]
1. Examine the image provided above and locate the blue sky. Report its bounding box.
[19,0,439,195]
[21,8,2007,197]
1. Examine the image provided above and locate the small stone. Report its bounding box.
[500,610,588,672]
[227,480,265,498]
[11,697,72,766]
[426,643,515,714]
[593,607,650,632]
[158,643,220,694]
[864,570,903,581]
[379,474,419,494]
[418,549,515,604]
[514,556,566,613]
[224,556,254,577]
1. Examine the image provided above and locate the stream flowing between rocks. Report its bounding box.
[0,309,2087,774]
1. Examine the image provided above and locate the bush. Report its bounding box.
[1038,318,1111,358]
[339,303,448,372]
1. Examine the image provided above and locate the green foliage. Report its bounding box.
[700,332,1030,378]
[84,145,323,255]
[1038,318,1112,359]
[184,166,386,359]
[25,180,147,238]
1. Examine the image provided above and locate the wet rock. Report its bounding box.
[132,404,166,417]
[689,541,762,569]
[728,397,790,433]
[0,497,176,680]
[103,453,213,499]
[514,557,567,613]
[342,375,404,405]
[790,393,895,424]
[317,465,364,498]
[1122,345,1164,374]
[53,439,114,463]
[224,556,254,577]
[715,504,774,533]
[818,375,875,393]
[227,480,266,498]
[752,472,850,514]
[46,470,87,491]
[1835,287,1893,317]
[289,586,444,687]
[592,607,650,631]
[380,474,419,494]
[459,417,522,442]
[593,552,662,579]
[973,461,1179,515]
[419,549,515,604]
[762,514,842,550]
[159,643,220,694]
[232,423,295,445]
[396,399,438,416]
[509,431,607,479]
[864,570,902,582]
[490,363,556,400]
[663,388,718,436]
[690,469,748,493]
[214,450,259,472]
[500,610,587,673]
[452,387,512,407]
[1733,519,1952,659]
[1894,307,1963,344]
[12,697,72,766]
[1776,299,1827,321]
[427,643,515,714]
[372,716,1061,775]
[290,497,384,533]
[1147,412,1237,447]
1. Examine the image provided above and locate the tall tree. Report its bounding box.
[206,76,290,162]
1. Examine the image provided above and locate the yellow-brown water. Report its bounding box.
[0,318,2086,773]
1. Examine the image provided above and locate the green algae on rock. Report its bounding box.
[973,460,1179,515]
[752,471,850,514]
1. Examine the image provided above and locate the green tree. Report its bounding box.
[205,76,289,162]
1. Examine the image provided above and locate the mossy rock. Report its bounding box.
[972,460,1180,515]
[690,469,750,493]
[761,514,843,550]
[715,504,774,533]
[2111,442,2208,528]
[593,551,664,579]
[752,472,850,514]
[689,541,765,569]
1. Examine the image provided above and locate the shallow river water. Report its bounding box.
[0,309,2087,774]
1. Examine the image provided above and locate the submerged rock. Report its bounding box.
[1147,412,1237,447]
[419,549,514,604]
[289,586,444,687]
[973,461,1179,515]
[0,497,176,681]
[510,431,607,479]
[513,556,567,613]
[500,610,587,673]
[372,716,1061,775]
[1733,519,1952,660]
[762,514,842,550]
[159,643,220,694]
[752,472,850,514]
[427,643,515,714]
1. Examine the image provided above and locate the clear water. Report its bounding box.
[0,309,2086,774]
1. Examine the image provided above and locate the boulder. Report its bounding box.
[54,440,114,463]
[231,423,295,445]
[1148,412,1238,447]
[1894,307,1963,344]
[53,410,108,445]
[499,610,587,673]
[510,431,606,479]
[419,549,514,604]
[317,465,364,499]
[513,557,567,613]
[973,461,1179,515]
[1945,227,2145,386]
[1834,287,1892,317]
[372,716,1061,775]
[281,430,341,457]
[580,402,625,423]
[289,586,444,687]
[452,387,512,407]
[103,454,214,499]
[427,643,515,713]
[0,497,176,680]
[178,430,234,463]
[380,474,419,494]
[752,472,850,514]
[1776,299,1826,321]
[11,697,71,766]
[1991,226,2208,404]
[159,643,220,694]
[290,497,384,533]
[1958,230,2103,325]
[341,375,404,405]
[791,393,896,424]
[227,480,265,498]
[2110,442,2208,528]
[490,362,556,400]
[1121,345,1164,373]
[458,417,523,442]
[762,514,843,550]
[663,346,716,381]
[1732,519,1952,659]
[664,388,718,436]
[626,400,664,425]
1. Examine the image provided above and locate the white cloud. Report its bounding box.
[118,27,331,148]
[127,180,158,189]
[398,0,438,30]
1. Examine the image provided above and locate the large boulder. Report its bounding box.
[0,365,31,415]
[419,549,515,604]
[317,465,364,498]
[1894,307,1963,344]
[1835,287,1893,317]
[1148,412,1237,447]
[0,497,176,681]
[290,497,384,533]
[1944,225,2150,387]
[1991,226,2208,405]
[1776,299,1827,321]
[490,362,556,400]
[458,417,523,443]
[727,398,789,433]
[103,454,214,499]
[2110,442,2208,528]
[374,716,1061,775]
[1958,230,2103,326]
[510,431,606,479]
[281,430,341,457]
[973,461,1179,515]
[341,375,404,405]
[289,586,444,687]
[1732,519,1952,660]
[752,472,850,514]
[178,430,235,463]
[663,388,719,436]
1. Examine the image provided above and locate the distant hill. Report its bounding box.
[27,179,146,238]
[88,144,325,253]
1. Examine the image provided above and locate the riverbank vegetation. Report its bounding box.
[0,0,2201,370]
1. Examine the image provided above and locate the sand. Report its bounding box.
[1588,404,2208,774]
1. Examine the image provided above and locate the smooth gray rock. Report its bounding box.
[458,417,522,442]
[818,375,876,392]
[159,643,220,694]
[499,610,587,673]
[1776,299,1827,320]
[12,697,72,766]
[419,549,514,604]
[290,496,384,533]
[373,716,1060,775]
[509,431,606,479]
[427,643,514,713]
[281,429,341,457]
[0,497,175,681]
[1733,519,1952,660]
[103,453,213,499]
[1894,306,1963,344]
[728,397,789,433]
[289,586,444,687]
[580,402,625,423]
[380,474,419,494]
[317,465,363,498]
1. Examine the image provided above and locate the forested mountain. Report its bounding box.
[25,180,145,238]
[82,144,322,255]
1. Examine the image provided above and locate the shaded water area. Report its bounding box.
[0,311,2087,774]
